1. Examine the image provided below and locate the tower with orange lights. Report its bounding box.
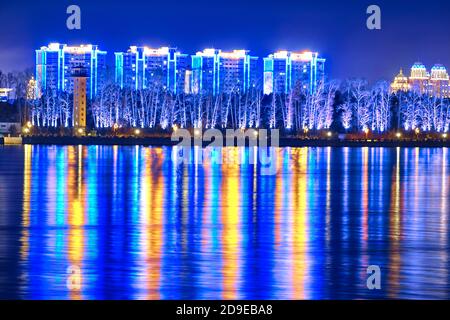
[72,67,87,135]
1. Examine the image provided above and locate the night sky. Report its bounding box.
[1,0,449,82]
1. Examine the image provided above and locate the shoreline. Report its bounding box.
[0,136,448,148]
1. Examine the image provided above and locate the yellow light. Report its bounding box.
[327,131,332,137]
[194,129,201,137]
[415,128,420,134]
[134,129,141,135]
[172,124,178,132]
[303,127,309,134]
[396,132,402,138]
[364,128,369,135]
[77,128,84,134]
[23,128,30,134]
[253,130,258,137]
[26,121,32,128]
[113,123,119,130]
[443,133,448,139]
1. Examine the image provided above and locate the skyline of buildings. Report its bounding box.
[391,62,450,98]
[32,43,450,101]
[35,43,326,97]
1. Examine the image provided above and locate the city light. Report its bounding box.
[392,62,450,98]
[443,133,448,139]
[134,129,141,135]
[327,131,333,137]
[396,132,402,138]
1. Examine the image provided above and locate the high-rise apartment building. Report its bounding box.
[409,62,429,95]
[429,64,450,98]
[263,51,325,95]
[115,46,189,93]
[191,49,258,95]
[35,43,107,99]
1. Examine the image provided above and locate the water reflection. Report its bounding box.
[0,145,449,299]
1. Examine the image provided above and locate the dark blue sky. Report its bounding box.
[1,0,449,82]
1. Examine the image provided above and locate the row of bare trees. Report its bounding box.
[339,79,450,133]
[20,75,450,133]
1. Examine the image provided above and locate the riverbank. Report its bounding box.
[2,136,447,147]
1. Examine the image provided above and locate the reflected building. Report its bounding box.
[114,46,189,93]
[35,43,107,99]
[263,50,326,95]
[191,49,259,95]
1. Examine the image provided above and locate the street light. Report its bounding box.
[443,133,448,139]
[26,121,33,128]
[134,129,141,135]
[396,132,402,139]
[327,131,332,138]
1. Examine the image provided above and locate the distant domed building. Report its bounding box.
[429,64,450,98]
[390,69,410,93]
[409,62,429,95]
[410,62,429,79]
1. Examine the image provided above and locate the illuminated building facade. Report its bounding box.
[191,49,258,95]
[409,62,429,95]
[115,46,189,93]
[429,64,450,98]
[392,63,450,98]
[72,68,87,131]
[263,51,325,95]
[390,69,410,93]
[35,43,107,99]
